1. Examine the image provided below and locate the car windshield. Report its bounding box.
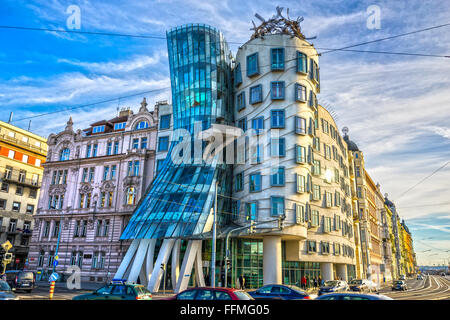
[324,281,339,287]
[394,281,404,285]
[0,281,11,291]
[234,291,253,300]
[287,285,307,294]
[349,280,362,285]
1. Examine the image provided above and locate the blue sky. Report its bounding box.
[1,0,450,265]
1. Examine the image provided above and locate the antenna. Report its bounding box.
[8,112,13,123]
[27,120,32,131]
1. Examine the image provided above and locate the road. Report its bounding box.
[380,275,450,300]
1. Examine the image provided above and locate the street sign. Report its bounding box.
[53,260,59,267]
[49,272,59,282]
[1,240,12,251]
[54,255,59,261]
[15,258,20,264]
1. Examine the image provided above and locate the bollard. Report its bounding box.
[49,281,55,300]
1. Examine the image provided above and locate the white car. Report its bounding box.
[348,279,378,293]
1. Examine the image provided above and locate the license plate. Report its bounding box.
[22,283,30,286]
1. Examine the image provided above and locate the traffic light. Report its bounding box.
[278,215,286,230]
[249,221,256,233]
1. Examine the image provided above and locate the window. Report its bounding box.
[270,81,285,99]
[60,148,70,161]
[8,150,15,159]
[297,52,308,73]
[160,114,171,130]
[295,204,305,224]
[26,204,34,214]
[322,119,329,134]
[307,240,317,253]
[114,122,126,130]
[271,110,285,128]
[335,191,341,206]
[234,63,242,87]
[334,215,341,231]
[107,142,113,155]
[8,219,17,232]
[246,53,259,77]
[334,242,341,255]
[133,161,140,176]
[355,166,361,177]
[92,125,105,133]
[295,83,307,102]
[35,159,41,167]
[295,116,307,135]
[249,173,261,192]
[29,189,37,199]
[81,168,88,182]
[249,85,263,104]
[1,182,9,192]
[250,144,262,164]
[309,91,317,109]
[271,197,285,216]
[271,167,285,186]
[296,174,306,193]
[237,92,246,111]
[103,166,110,181]
[113,141,119,154]
[136,121,149,130]
[38,251,45,267]
[296,145,306,163]
[15,185,23,196]
[88,167,95,182]
[245,202,257,221]
[325,192,333,207]
[310,210,320,227]
[313,160,321,176]
[357,187,363,198]
[270,138,285,157]
[156,159,165,174]
[22,154,29,163]
[324,217,332,233]
[0,199,6,210]
[237,117,247,132]
[12,202,20,212]
[251,117,264,135]
[52,221,60,237]
[313,137,321,151]
[132,138,139,149]
[86,145,92,158]
[158,136,169,152]
[271,48,284,70]
[324,144,331,160]
[312,184,321,201]
[125,187,137,205]
[92,144,98,157]
[110,165,117,179]
[235,173,243,192]
[321,242,330,254]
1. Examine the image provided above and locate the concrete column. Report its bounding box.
[175,240,202,293]
[114,239,140,279]
[321,262,333,281]
[147,239,175,292]
[263,236,282,285]
[171,239,181,288]
[336,263,348,281]
[127,239,151,282]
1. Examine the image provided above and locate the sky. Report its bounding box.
[0,0,449,266]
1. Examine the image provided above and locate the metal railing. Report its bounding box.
[0,133,47,154]
[0,169,41,188]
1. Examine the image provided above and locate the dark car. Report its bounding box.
[0,280,19,300]
[316,293,393,300]
[318,280,348,296]
[167,287,253,300]
[72,280,152,300]
[392,280,407,291]
[248,284,311,300]
[5,270,36,293]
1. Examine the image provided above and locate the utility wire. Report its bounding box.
[10,86,171,123]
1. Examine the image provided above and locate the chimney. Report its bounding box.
[119,107,133,117]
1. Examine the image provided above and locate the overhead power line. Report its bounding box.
[11,86,171,123]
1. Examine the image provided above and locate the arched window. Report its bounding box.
[125,187,136,205]
[135,121,149,130]
[60,148,70,161]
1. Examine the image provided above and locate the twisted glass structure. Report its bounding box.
[121,24,233,240]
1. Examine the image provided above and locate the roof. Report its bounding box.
[343,134,359,151]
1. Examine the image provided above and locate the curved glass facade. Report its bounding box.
[121,24,233,240]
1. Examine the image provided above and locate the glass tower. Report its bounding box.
[121,24,233,240]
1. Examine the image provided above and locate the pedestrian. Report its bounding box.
[301,275,307,290]
[242,275,246,289]
[239,275,245,290]
[313,277,318,288]
[318,275,323,287]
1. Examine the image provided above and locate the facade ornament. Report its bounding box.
[139,97,148,113]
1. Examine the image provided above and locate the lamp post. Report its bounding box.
[210,180,218,288]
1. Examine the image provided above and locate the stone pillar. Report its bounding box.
[321,262,333,281]
[336,263,348,281]
[263,236,282,285]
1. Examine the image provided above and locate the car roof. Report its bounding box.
[318,293,392,300]
[185,287,241,293]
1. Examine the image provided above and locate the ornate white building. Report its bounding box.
[27,99,166,283]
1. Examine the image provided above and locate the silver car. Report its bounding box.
[0,280,19,300]
[315,293,393,300]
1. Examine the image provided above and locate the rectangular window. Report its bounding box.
[93,144,98,157]
[271,48,284,70]
[237,117,247,132]
[114,122,126,130]
[321,242,330,254]
[297,51,308,73]
[88,167,95,182]
[295,204,305,224]
[246,53,259,77]
[235,173,243,192]
[245,202,257,221]
[140,137,148,149]
[132,138,139,149]
[295,116,307,135]
[296,174,306,193]
[313,160,321,176]
[334,242,341,255]
[158,136,169,152]
[270,138,285,157]
[159,114,171,130]
[86,144,91,158]
[296,145,306,163]
[271,196,285,216]
[334,215,341,231]
[250,144,262,164]
[271,167,285,186]
[249,85,263,104]
[92,125,105,133]
[309,91,317,109]
[237,92,246,111]
[8,150,15,159]
[103,166,110,181]
[113,141,119,154]
[324,217,332,233]
[295,83,307,102]
[326,192,333,207]
[271,110,285,128]
[156,159,165,174]
[133,161,140,176]
[111,165,117,179]
[252,117,264,135]
[26,204,34,214]
[312,184,321,201]
[234,63,242,86]
[311,210,320,227]
[0,199,6,210]
[12,202,20,212]
[249,173,262,192]
[270,81,285,99]
[313,137,321,151]
[307,240,317,253]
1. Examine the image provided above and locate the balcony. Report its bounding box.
[0,169,41,188]
[123,175,141,186]
[0,133,47,154]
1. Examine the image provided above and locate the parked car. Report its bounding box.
[348,279,377,293]
[392,280,407,291]
[318,280,349,296]
[0,280,19,300]
[399,275,406,280]
[167,287,254,300]
[72,280,152,300]
[4,270,36,293]
[315,292,393,300]
[248,284,311,300]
